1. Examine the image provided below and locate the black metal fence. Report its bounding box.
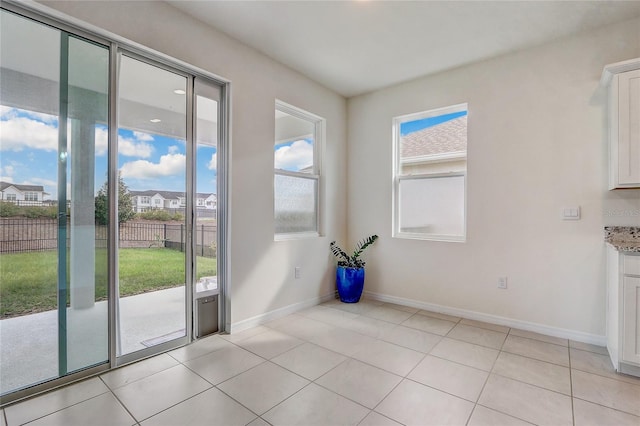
[0,218,216,255]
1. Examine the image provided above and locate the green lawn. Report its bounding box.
[0,248,216,318]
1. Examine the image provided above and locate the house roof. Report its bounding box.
[130,190,215,200]
[401,116,467,159]
[0,181,45,192]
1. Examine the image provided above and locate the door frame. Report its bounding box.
[0,0,231,405]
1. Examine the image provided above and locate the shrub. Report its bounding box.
[137,210,183,221]
[0,202,20,217]
[23,206,57,219]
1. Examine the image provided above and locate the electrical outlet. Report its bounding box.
[498,277,508,289]
[295,267,301,279]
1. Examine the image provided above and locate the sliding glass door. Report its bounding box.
[0,4,226,402]
[0,10,109,394]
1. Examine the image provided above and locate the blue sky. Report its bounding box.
[400,110,467,136]
[2,107,465,198]
[0,106,217,199]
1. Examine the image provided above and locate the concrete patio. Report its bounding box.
[0,282,218,396]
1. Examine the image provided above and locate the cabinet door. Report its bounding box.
[622,276,640,365]
[617,69,640,186]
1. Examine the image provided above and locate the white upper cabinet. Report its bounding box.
[602,59,640,189]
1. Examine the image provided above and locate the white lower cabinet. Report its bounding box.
[606,246,640,376]
[622,276,640,365]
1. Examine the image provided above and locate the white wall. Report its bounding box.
[40,1,348,328]
[347,18,640,338]
[31,1,640,339]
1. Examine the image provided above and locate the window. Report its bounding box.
[140,196,150,204]
[274,101,323,237]
[24,192,38,201]
[6,194,16,202]
[393,104,468,241]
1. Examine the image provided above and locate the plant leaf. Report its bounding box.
[330,236,377,268]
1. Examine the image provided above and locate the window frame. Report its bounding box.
[274,100,324,240]
[392,103,468,242]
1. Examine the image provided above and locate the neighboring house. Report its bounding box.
[130,190,216,213]
[400,115,467,175]
[0,181,48,205]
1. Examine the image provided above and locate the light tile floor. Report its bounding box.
[3,298,640,425]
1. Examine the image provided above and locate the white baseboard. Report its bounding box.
[364,291,607,347]
[230,293,335,334]
[228,290,606,347]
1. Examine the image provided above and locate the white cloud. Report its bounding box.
[95,127,108,156]
[207,153,217,170]
[133,131,154,142]
[118,135,153,158]
[24,110,57,125]
[274,139,313,171]
[0,116,58,152]
[0,176,13,183]
[94,128,156,158]
[27,177,57,187]
[120,153,185,179]
[2,165,15,177]
[0,107,57,125]
[168,145,179,154]
[0,106,17,120]
[0,110,154,158]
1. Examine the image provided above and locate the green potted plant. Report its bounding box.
[330,235,378,303]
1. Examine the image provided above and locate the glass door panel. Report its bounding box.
[194,83,219,319]
[66,35,110,373]
[116,55,187,356]
[0,10,109,395]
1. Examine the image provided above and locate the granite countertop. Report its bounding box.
[605,226,640,253]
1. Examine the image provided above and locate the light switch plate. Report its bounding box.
[562,206,581,220]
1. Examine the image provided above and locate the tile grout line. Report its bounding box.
[10,389,112,426]
[571,396,640,419]
[568,342,576,426]
[100,375,149,425]
[7,301,639,425]
[568,347,640,387]
[465,326,510,425]
[174,344,271,421]
[104,362,228,424]
[261,309,416,424]
[177,348,269,422]
[213,381,267,421]
[293,335,406,417]
[485,334,577,400]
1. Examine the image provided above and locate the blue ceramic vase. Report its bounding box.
[336,266,365,303]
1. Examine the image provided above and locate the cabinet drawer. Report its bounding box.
[624,254,640,276]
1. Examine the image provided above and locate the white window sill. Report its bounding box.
[393,232,466,243]
[275,231,320,241]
